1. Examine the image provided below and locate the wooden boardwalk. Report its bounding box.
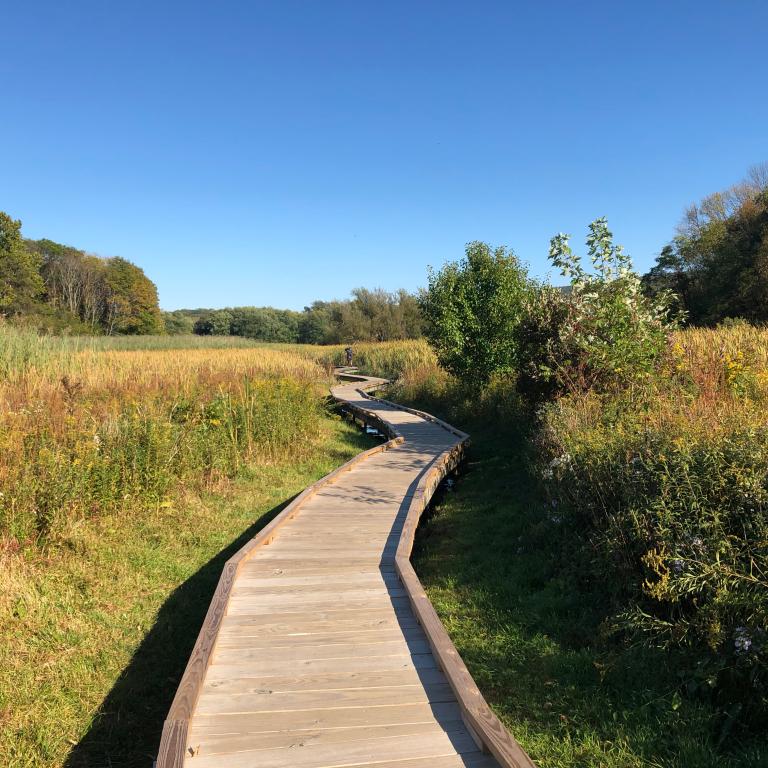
[157,373,534,768]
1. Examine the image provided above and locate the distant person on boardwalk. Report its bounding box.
[344,346,353,366]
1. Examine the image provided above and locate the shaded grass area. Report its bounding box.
[412,414,768,768]
[1,415,375,768]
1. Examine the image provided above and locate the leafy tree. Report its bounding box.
[298,301,336,344]
[103,257,164,334]
[419,241,531,388]
[643,163,768,325]
[0,212,43,315]
[397,289,423,338]
[229,307,300,342]
[193,309,233,336]
[163,310,195,334]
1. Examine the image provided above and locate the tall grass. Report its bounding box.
[0,325,331,546]
[280,338,438,380]
[539,325,768,727]
[61,333,283,351]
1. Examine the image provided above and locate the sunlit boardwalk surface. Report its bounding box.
[157,374,534,768]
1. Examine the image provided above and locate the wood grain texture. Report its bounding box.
[156,370,535,768]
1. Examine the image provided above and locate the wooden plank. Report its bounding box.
[212,638,432,665]
[194,681,456,715]
[197,666,448,695]
[240,558,394,576]
[204,653,438,679]
[220,608,416,630]
[235,572,401,588]
[188,720,470,756]
[189,701,463,733]
[185,729,480,768]
[225,597,410,616]
[216,626,428,649]
[220,605,414,625]
[229,586,404,602]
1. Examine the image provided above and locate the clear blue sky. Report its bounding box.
[2,1,766,311]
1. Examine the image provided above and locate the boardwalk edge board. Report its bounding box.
[155,370,535,768]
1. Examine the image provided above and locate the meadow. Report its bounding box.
[0,326,380,767]
[3,323,767,767]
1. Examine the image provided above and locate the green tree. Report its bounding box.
[298,301,336,344]
[643,163,768,325]
[229,307,300,341]
[193,309,233,336]
[0,212,43,315]
[419,241,531,388]
[103,257,164,334]
[163,310,195,334]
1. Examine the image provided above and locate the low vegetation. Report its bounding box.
[538,325,768,731]
[0,325,377,767]
[0,326,331,546]
[410,403,767,767]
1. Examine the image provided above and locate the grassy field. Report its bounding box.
[0,325,379,767]
[1,418,374,768]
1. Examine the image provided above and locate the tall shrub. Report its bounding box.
[419,241,531,389]
[516,218,676,401]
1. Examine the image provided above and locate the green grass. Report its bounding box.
[411,412,768,768]
[1,414,375,768]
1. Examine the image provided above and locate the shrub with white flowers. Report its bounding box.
[516,218,678,401]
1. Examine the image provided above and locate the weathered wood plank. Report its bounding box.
[188,720,469,756]
[189,701,463,733]
[194,681,457,715]
[185,729,481,768]
[197,666,448,695]
[205,652,439,678]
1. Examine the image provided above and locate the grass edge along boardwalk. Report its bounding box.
[156,372,534,768]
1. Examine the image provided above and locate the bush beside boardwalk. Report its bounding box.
[389,327,768,766]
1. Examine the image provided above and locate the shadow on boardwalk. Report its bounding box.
[64,498,298,768]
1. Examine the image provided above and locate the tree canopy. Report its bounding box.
[419,241,531,388]
[0,212,43,315]
[1,211,164,334]
[185,289,423,344]
[643,164,768,325]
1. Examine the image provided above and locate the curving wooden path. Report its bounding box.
[156,373,534,768]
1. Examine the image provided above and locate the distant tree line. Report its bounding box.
[8,160,767,342]
[642,163,768,325]
[168,288,424,344]
[0,211,164,334]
